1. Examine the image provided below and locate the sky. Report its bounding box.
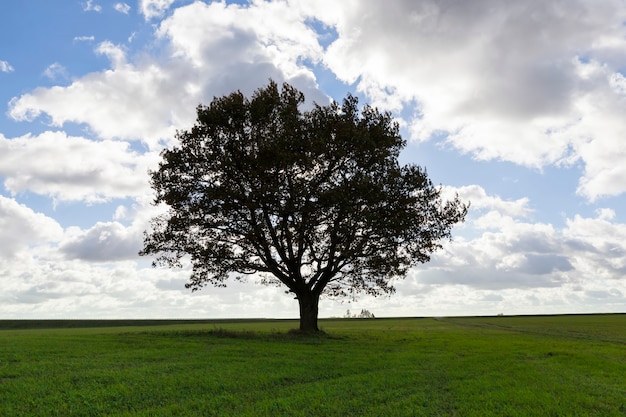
[1,0,626,319]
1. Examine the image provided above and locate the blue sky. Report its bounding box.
[2,0,626,319]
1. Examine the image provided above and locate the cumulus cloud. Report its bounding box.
[0,60,14,73]
[411,206,626,296]
[60,221,142,262]
[158,1,323,75]
[140,0,176,20]
[0,253,296,319]
[0,196,63,258]
[316,0,626,199]
[444,185,532,219]
[0,258,155,313]
[0,131,156,202]
[376,185,626,309]
[7,0,626,199]
[3,0,626,318]
[1,186,624,317]
[563,212,626,277]
[8,42,183,146]
[8,3,329,148]
[154,0,328,104]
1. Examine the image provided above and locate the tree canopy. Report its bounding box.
[140,81,468,331]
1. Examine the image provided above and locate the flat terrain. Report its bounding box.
[1,315,625,416]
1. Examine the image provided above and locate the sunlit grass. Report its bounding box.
[1,315,625,416]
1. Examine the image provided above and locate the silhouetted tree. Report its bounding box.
[358,309,375,319]
[140,81,468,332]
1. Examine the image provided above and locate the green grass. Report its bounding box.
[1,315,625,416]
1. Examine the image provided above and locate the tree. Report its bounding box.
[344,309,375,319]
[358,309,375,319]
[140,81,468,332]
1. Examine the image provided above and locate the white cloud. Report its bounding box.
[567,65,626,200]
[43,63,68,80]
[0,258,160,315]
[0,252,297,319]
[8,42,186,147]
[0,131,156,203]
[316,0,626,199]
[140,0,176,20]
[95,41,127,68]
[409,207,626,299]
[155,0,327,100]
[0,196,63,258]
[3,0,626,318]
[114,2,131,14]
[83,0,102,12]
[0,60,14,73]
[73,36,95,42]
[8,3,329,148]
[563,212,626,276]
[1,187,624,317]
[443,185,532,219]
[357,186,626,312]
[60,221,142,262]
[56,191,163,263]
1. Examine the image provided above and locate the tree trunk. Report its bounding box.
[297,292,320,332]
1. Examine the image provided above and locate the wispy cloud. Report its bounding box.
[74,35,95,42]
[114,2,131,14]
[0,60,14,73]
[83,0,102,12]
[43,63,68,80]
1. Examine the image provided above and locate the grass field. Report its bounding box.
[1,315,625,416]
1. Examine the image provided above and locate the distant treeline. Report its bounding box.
[2,313,623,330]
[0,318,286,330]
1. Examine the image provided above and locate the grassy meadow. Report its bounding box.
[1,315,625,416]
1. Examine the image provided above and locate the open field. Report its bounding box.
[1,315,625,416]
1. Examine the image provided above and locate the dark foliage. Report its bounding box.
[140,81,468,331]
